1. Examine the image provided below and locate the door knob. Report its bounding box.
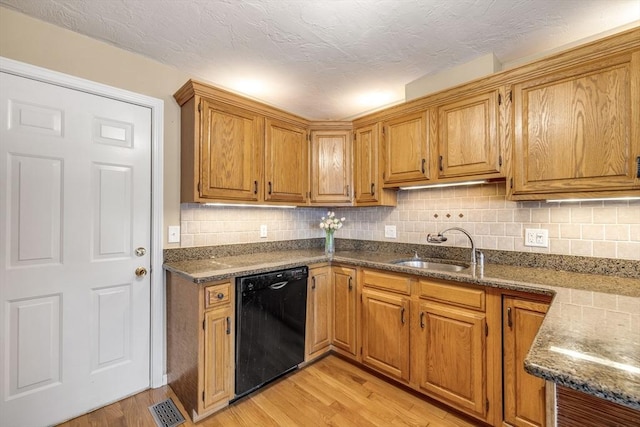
[135,267,148,277]
[135,247,147,257]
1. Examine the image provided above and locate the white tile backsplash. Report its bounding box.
[180,183,640,260]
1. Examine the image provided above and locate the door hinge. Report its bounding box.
[202,391,205,401]
[197,101,201,113]
[486,398,489,412]
[307,134,311,142]
[510,177,513,189]
[498,93,502,105]
[485,323,489,336]
[353,132,356,141]
[203,319,205,330]
[360,347,363,355]
[636,156,640,178]
[508,91,512,102]
[499,155,502,167]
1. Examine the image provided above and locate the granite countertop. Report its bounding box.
[164,248,640,410]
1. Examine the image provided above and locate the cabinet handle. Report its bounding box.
[421,158,426,174]
[507,306,513,328]
[226,317,231,335]
[370,183,375,196]
[420,311,425,329]
[268,181,272,195]
[439,155,443,172]
[400,307,406,324]
[636,156,640,178]
[346,184,350,197]
[254,180,258,194]
[348,276,353,291]
[312,276,316,290]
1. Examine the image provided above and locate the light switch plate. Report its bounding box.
[524,228,548,247]
[385,225,397,239]
[168,225,180,243]
[260,224,268,238]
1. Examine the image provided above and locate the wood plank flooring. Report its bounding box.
[57,355,483,426]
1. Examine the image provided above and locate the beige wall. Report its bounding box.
[0,6,185,247]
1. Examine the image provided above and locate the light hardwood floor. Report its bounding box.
[58,355,484,426]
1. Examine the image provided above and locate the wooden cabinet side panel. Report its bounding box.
[180,97,199,203]
[166,273,201,417]
[557,386,640,426]
[503,297,549,427]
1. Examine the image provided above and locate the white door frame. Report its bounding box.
[0,56,166,388]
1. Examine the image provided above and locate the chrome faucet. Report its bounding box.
[427,227,484,267]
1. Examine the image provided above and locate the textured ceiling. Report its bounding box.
[2,0,639,120]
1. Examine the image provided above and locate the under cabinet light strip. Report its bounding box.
[399,180,488,190]
[546,197,640,203]
[202,203,297,209]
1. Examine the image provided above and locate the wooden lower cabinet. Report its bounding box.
[414,300,488,419]
[305,265,332,360]
[503,296,550,427]
[361,288,410,382]
[166,273,233,421]
[331,266,357,356]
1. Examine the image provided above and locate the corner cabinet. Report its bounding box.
[503,295,550,427]
[509,51,640,200]
[353,123,397,206]
[436,88,505,180]
[309,129,352,205]
[166,273,233,421]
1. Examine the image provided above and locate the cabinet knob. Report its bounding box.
[217,292,224,300]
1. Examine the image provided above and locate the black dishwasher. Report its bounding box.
[234,266,308,399]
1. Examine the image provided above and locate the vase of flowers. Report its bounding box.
[320,211,345,255]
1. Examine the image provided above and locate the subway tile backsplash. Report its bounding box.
[180,183,640,261]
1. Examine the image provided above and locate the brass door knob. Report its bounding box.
[135,267,148,277]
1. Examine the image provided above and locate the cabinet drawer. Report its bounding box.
[362,270,411,295]
[418,279,485,311]
[205,283,231,309]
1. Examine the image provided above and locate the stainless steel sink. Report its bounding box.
[390,259,468,272]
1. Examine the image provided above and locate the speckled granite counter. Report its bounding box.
[164,248,640,410]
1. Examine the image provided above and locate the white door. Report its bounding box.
[0,72,151,426]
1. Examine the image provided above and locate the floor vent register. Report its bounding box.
[148,398,185,427]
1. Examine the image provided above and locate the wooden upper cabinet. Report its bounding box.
[437,89,503,179]
[510,51,640,200]
[310,130,352,205]
[353,123,397,206]
[382,110,431,186]
[264,118,309,204]
[199,99,263,202]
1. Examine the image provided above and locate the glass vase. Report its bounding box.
[325,231,335,255]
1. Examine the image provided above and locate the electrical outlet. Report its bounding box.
[524,228,548,248]
[260,224,268,238]
[384,225,397,239]
[168,226,180,243]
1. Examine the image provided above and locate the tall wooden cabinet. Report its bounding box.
[503,296,550,427]
[309,129,352,205]
[331,266,357,356]
[510,51,640,200]
[305,265,332,360]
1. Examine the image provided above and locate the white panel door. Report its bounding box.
[0,72,151,426]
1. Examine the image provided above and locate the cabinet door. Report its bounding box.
[437,89,502,179]
[511,52,640,198]
[202,307,231,410]
[503,297,549,427]
[415,301,486,418]
[331,267,357,355]
[354,124,380,204]
[361,288,410,381]
[306,266,332,358]
[200,99,262,201]
[383,111,430,185]
[265,118,308,204]
[310,130,352,204]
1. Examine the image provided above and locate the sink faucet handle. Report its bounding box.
[475,249,484,268]
[413,251,419,259]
